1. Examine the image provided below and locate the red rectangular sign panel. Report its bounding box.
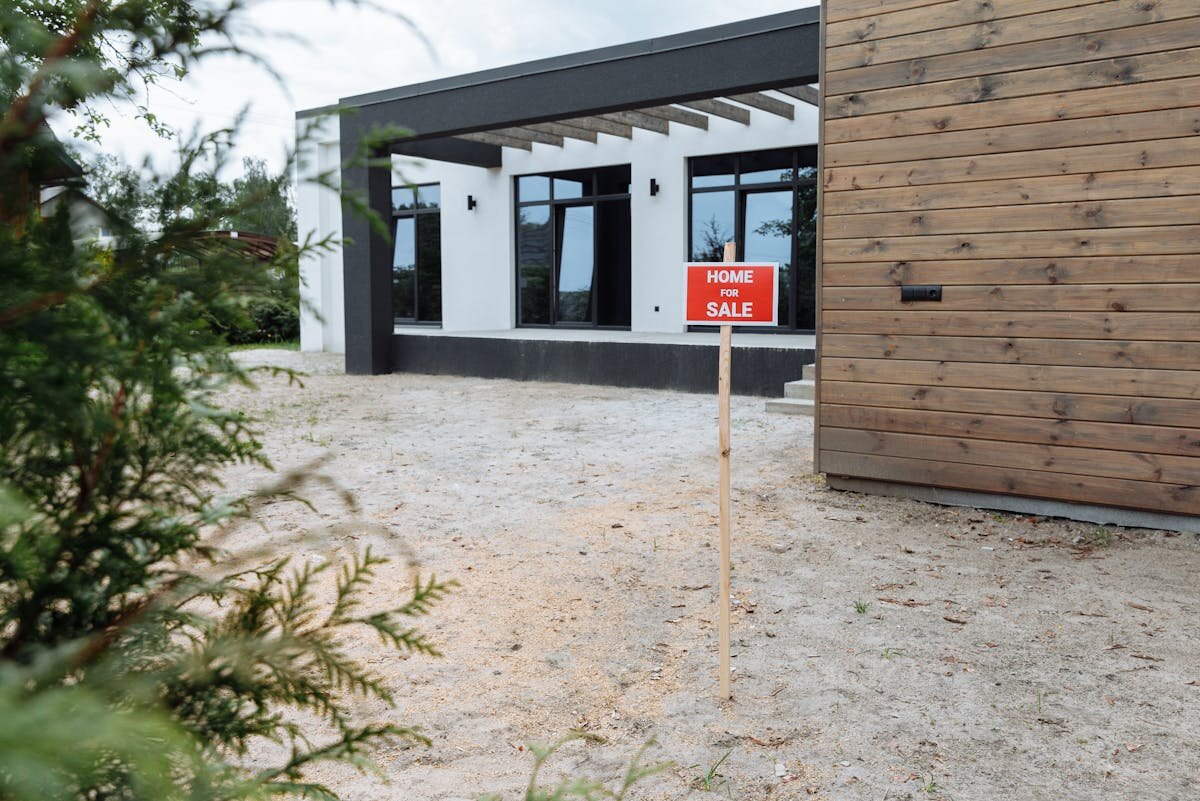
[684,262,779,326]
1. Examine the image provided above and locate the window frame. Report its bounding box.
[391,182,442,327]
[687,146,818,333]
[514,165,632,329]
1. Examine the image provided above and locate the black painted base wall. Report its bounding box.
[391,335,813,396]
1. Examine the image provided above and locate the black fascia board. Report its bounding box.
[390,137,501,169]
[324,8,819,143]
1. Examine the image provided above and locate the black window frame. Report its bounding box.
[391,182,443,327]
[514,165,632,329]
[687,146,818,333]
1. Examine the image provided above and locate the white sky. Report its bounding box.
[74,0,819,176]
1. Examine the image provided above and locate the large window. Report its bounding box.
[392,183,441,325]
[689,147,817,331]
[516,165,632,328]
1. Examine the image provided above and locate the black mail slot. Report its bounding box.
[901,284,942,302]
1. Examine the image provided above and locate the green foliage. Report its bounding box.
[85,152,302,343]
[1,3,450,800]
[2,5,664,800]
[2,1,237,142]
[686,749,732,795]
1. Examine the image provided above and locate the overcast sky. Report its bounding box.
[76,0,818,175]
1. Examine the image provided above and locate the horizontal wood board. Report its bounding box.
[818,0,1200,519]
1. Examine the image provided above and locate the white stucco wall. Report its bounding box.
[296,114,344,352]
[295,100,818,350]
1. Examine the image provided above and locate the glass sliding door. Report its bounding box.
[391,183,442,325]
[515,165,631,328]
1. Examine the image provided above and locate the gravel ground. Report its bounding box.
[220,349,1199,801]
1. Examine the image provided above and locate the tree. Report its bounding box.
[85,152,302,343]
[2,5,664,799]
[1,4,453,799]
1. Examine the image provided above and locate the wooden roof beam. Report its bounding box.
[638,104,709,130]
[524,122,598,143]
[776,85,819,106]
[494,127,565,147]
[597,110,668,135]
[725,92,795,119]
[456,131,533,150]
[558,116,634,138]
[678,98,749,125]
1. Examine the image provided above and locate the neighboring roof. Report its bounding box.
[31,121,85,186]
[200,230,278,260]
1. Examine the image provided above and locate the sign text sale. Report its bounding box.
[684,262,779,326]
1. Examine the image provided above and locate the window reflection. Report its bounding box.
[518,205,552,325]
[515,165,631,327]
[691,153,736,188]
[392,183,442,324]
[416,184,440,209]
[392,187,416,212]
[392,217,416,320]
[553,171,591,200]
[691,191,734,262]
[556,206,595,323]
[740,149,794,184]
[518,175,550,203]
[744,191,793,327]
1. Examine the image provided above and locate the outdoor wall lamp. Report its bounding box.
[467,195,477,211]
[649,178,660,196]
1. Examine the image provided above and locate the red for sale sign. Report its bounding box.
[684,262,779,326]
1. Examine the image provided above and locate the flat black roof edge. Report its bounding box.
[295,7,820,117]
[296,103,340,121]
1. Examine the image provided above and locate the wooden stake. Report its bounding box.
[718,241,736,701]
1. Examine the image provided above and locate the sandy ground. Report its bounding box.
[220,349,1199,801]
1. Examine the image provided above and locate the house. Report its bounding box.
[295,9,821,396]
[297,3,1199,532]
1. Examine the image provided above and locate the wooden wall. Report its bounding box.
[817,0,1200,517]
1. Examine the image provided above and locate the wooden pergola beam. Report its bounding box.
[558,116,634,138]
[725,92,795,120]
[494,127,565,147]
[678,98,750,125]
[524,121,598,143]
[776,84,819,106]
[598,111,668,135]
[637,104,709,130]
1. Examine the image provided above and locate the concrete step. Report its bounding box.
[801,363,816,381]
[784,379,814,400]
[765,397,815,416]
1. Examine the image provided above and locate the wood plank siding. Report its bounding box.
[818,0,1200,517]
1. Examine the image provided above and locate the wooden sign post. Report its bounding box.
[717,242,735,701]
[684,246,779,701]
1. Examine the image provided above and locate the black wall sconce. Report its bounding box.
[467,195,477,211]
[649,178,660,197]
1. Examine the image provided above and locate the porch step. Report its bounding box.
[767,363,815,416]
[765,397,815,416]
[784,379,814,400]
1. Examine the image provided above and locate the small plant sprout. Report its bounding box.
[480,733,669,801]
[687,748,733,795]
[853,599,870,615]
